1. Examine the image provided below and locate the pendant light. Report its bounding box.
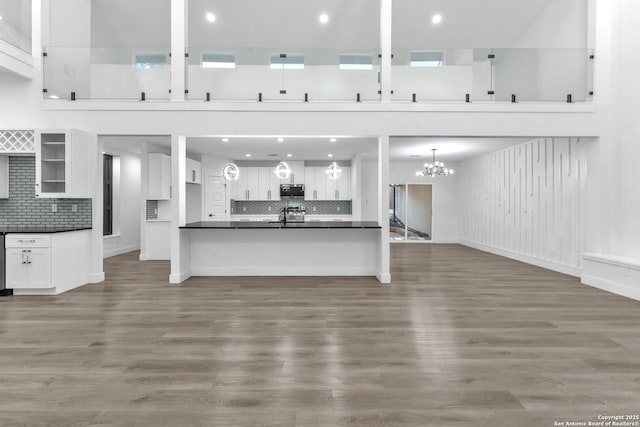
[222,162,240,181]
[274,160,291,180]
[416,149,454,177]
[325,161,342,180]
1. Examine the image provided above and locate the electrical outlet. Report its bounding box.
[243,206,246,212]
[312,206,316,212]
[71,204,78,212]
[154,208,158,215]
[336,206,340,211]
[268,206,272,211]
[51,204,57,213]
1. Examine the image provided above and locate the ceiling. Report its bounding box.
[390,136,533,163]
[101,134,538,163]
[84,0,586,49]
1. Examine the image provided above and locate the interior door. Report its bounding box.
[206,175,226,221]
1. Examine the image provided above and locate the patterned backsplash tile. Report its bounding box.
[231,199,352,215]
[0,156,92,228]
[146,200,158,220]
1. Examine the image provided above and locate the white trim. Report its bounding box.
[460,240,582,277]
[377,272,392,283]
[103,244,140,259]
[89,272,105,283]
[0,38,35,79]
[139,252,148,261]
[41,100,598,113]
[582,274,640,302]
[13,288,57,296]
[582,253,640,270]
[103,233,122,239]
[169,270,191,284]
[190,267,377,277]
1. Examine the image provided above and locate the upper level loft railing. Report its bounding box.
[0,0,32,54]
[42,46,594,104]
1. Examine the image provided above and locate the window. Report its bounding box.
[339,54,373,70]
[270,54,304,70]
[103,154,113,236]
[202,53,236,69]
[134,54,168,69]
[410,51,444,67]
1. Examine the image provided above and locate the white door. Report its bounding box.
[27,248,52,288]
[206,175,226,221]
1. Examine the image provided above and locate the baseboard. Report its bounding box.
[169,270,191,284]
[376,272,392,284]
[89,272,105,283]
[13,288,58,296]
[189,266,377,277]
[582,274,640,302]
[460,240,581,277]
[139,252,148,261]
[103,244,140,259]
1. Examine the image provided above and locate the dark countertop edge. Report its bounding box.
[0,227,93,235]
[180,221,381,230]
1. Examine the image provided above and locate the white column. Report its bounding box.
[170,135,191,283]
[379,0,392,102]
[139,143,149,260]
[377,135,391,283]
[89,133,105,283]
[170,0,186,101]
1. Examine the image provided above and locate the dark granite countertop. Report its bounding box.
[0,226,93,235]
[181,221,381,230]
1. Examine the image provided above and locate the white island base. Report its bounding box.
[173,226,386,282]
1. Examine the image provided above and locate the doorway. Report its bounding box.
[205,175,226,220]
[389,184,432,241]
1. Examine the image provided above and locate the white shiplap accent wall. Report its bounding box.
[460,138,589,276]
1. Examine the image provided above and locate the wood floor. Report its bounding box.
[1,244,639,426]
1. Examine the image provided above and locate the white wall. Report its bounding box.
[360,157,379,221]
[459,137,594,276]
[390,161,459,243]
[102,143,141,258]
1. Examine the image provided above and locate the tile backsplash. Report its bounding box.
[231,200,352,215]
[146,200,158,220]
[0,156,92,227]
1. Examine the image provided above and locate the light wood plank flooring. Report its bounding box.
[1,244,639,426]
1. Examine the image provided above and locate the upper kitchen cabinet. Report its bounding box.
[258,167,280,201]
[288,161,305,185]
[148,153,171,200]
[233,167,260,200]
[327,166,351,200]
[0,155,8,198]
[185,158,202,184]
[34,130,90,198]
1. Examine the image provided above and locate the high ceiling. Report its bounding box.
[389,136,533,162]
[85,0,587,49]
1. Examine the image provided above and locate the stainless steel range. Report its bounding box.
[279,206,306,223]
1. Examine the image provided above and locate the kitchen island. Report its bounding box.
[173,221,384,283]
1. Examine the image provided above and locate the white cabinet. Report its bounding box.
[326,166,351,200]
[185,158,202,184]
[35,129,90,198]
[258,167,280,200]
[0,155,8,198]
[234,167,260,200]
[148,153,171,200]
[289,161,305,185]
[5,235,52,289]
[304,166,350,200]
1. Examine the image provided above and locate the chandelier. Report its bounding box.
[325,162,342,180]
[221,162,240,181]
[416,149,454,177]
[274,161,292,179]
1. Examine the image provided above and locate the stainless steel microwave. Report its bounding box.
[280,184,305,198]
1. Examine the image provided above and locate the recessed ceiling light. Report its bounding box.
[222,137,229,142]
[431,14,442,24]
[286,153,293,158]
[245,153,251,158]
[277,137,284,142]
[49,95,60,99]
[330,138,337,143]
[0,16,3,20]
[206,12,216,23]
[319,13,329,24]
[328,154,334,158]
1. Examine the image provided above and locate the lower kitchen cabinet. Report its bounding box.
[4,230,92,294]
[5,247,51,289]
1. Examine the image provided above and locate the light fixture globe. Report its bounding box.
[417,149,454,177]
[325,162,342,180]
[274,161,292,180]
[222,162,240,181]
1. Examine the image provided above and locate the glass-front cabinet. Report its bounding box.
[35,130,90,198]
